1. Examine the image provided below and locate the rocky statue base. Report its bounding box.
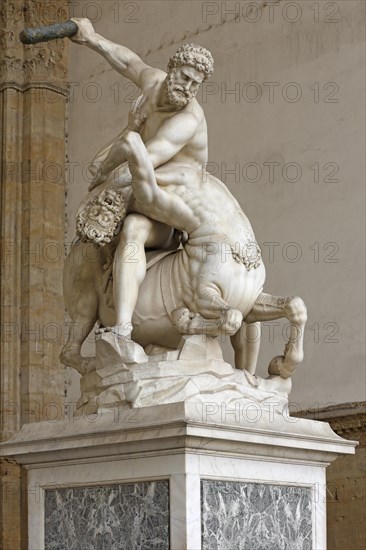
[77,333,292,414]
[1,399,356,549]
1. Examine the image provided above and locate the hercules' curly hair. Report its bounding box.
[167,44,214,79]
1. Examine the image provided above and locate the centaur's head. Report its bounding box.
[165,43,214,107]
[76,187,127,246]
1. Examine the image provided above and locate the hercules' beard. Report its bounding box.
[165,69,197,107]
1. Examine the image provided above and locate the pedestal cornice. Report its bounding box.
[0,402,357,468]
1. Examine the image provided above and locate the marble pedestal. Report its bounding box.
[0,401,356,550]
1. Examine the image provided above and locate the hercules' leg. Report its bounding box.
[111,213,174,339]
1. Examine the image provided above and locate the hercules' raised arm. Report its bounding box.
[69,18,155,87]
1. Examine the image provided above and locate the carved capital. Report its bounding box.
[0,0,69,85]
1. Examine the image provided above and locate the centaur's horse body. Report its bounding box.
[133,235,264,348]
[64,234,264,350]
[62,159,307,379]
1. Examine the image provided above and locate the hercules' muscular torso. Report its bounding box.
[138,71,208,168]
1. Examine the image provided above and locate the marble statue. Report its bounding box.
[60,19,307,412]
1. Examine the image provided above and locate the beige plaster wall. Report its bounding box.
[66,0,365,409]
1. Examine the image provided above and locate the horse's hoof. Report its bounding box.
[60,348,87,375]
[81,356,96,374]
[268,355,291,379]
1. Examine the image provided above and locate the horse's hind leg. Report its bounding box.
[231,321,261,374]
[245,292,307,378]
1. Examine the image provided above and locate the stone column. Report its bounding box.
[0,1,69,548]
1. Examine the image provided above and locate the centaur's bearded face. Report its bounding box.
[76,187,126,246]
[166,65,204,107]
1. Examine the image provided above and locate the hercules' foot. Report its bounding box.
[96,325,132,340]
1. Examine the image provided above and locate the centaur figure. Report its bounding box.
[62,128,307,380]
